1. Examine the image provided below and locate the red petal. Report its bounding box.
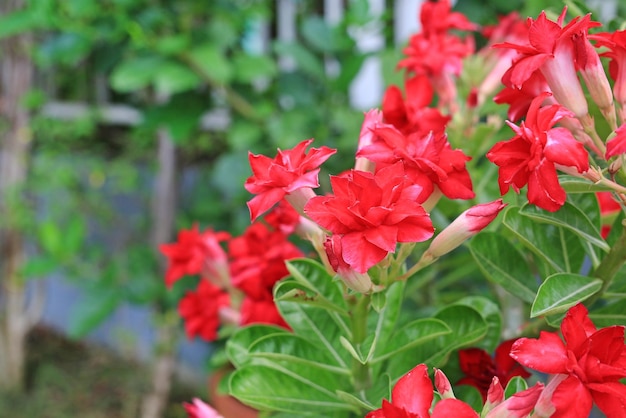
[606,124,626,159]
[392,364,433,417]
[561,303,596,355]
[526,159,566,212]
[431,399,479,418]
[544,127,589,172]
[550,375,593,418]
[510,332,568,374]
[341,233,389,273]
[588,381,626,418]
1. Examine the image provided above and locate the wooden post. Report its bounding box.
[0,0,37,392]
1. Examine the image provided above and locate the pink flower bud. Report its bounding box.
[485,376,504,410]
[355,109,383,173]
[426,199,506,258]
[183,398,223,418]
[434,368,455,399]
[486,382,543,418]
[324,235,375,293]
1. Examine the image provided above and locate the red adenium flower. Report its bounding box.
[229,222,303,300]
[457,339,531,401]
[245,139,336,221]
[263,199,301,235]
[178,279,230,342]
[606,123,626,160]
[496,8,601,119]
[381,75,450,136]
[597,191,622,238]
[591,30,626,113]
[239,297,290,329]
[494,70,550,122]
[419,0,477,37]
[358,126,474,201]
[367,363,542,418]
[305,163,434,273]
[510,303,626,417]
[486,92,589,212]
[160,225,230,288]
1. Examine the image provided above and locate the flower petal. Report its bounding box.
[510,331,568,374]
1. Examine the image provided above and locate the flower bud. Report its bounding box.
[484,376,504,412]
[324,235,375,293]
[486,382,544,418]
[434,368,455,399]
[426,199,506,258]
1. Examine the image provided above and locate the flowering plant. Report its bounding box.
[166,2,626,417]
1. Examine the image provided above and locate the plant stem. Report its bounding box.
[351,294,371,392]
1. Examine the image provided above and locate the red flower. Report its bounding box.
[510,303,626,417]
[494,70,550,122]
[239,297,290,330]
[486,93,589,212]
[264,199,301,235]
[304,163,434,273]
[229,223,303,300]
[160,225,230,288]
[245,139,336,221]
[606,123,626,160]
[591,30,626,108]
[178,280,230,342]
[496,8,601,118]
[366,364,478,418]
[382,75,450,136]
[457,339,531,401]
[597,191,621,238]
[357,126,474,201]
[419,0,477,37]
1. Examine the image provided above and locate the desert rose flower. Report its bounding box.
[487,93,589,212]
[456,338,530,401]
[160,225,230,288]
[425,199,506,259]
[355,109,384,173]
[245,139,336,221]
[324,235,375,293]
[178,279,230,341]
[510,303,626,417]
[358,125,474,201]
[305,162,434,273]
[183,398,223,418]
[591,30,626,121]
[495,8,601,120]
[239,297,290,330]
[606,123,626,160]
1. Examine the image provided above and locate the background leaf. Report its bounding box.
[531,273,602,317]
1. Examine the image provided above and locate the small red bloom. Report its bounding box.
[239,297,290,329]
[358,126,474,201]
[229,223,303,300]
[458,339,531,401]
[591,30,626,108]
[305,163,434,273]
[160,225,230,288]
[245,139,336,221]
[494,70,550,122]
[382,75,450,136]
[178,280,230,342]
[510,303,626,417]
[419,0,477,37]
[486,93,589,212]
[264,199,301,235]
[606,123,626,160]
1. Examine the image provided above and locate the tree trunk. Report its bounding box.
[141,120,178,418]
[0,0,35,392]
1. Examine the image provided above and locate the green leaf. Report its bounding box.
[38,220,62,256]
[109,55,164,92]
[519,202,609,252]
[228,364,356,415]
[187,44,232,84]
[365,281,404,368]
[454,296,502,353]
[273,41,325,79]
[284,259,348,312]
[300,16,353,53]
[504,376,528,399]
[153,61,201,95]
[503,205,586,274]
[19,256,57,278]
[371,318,451,364]
[531,273,602,317]
[559,175,614,193]
[589,300,626,327]
[233,53,277,83]
[469,232,538,303]
[226,325,291,368]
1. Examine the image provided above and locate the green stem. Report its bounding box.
[588,222,626,305]
[351,294,371,392]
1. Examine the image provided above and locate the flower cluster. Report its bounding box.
[174,1,626,417]
[160,204,304,341]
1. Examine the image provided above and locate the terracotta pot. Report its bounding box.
[208,368,258,418]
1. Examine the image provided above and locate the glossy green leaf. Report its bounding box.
[531,273,602,317]
[233,53,277,83]
[68,287,121,338]
[186,44,232,84]
[153,61,201,95]
[503,206,586,273]
[371,318,451,364]
[589,300,626,327]
[366,281,404,366]
[519,202,609,252]
[109,55,163,92]
[504,376,528,399]
[454,296,502,353]
[226,325,290,368]
[285,258,348,311]
[387,305,487,378]
[469,232,538,303]
[228,364,356,416]
[559,175,614,193]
